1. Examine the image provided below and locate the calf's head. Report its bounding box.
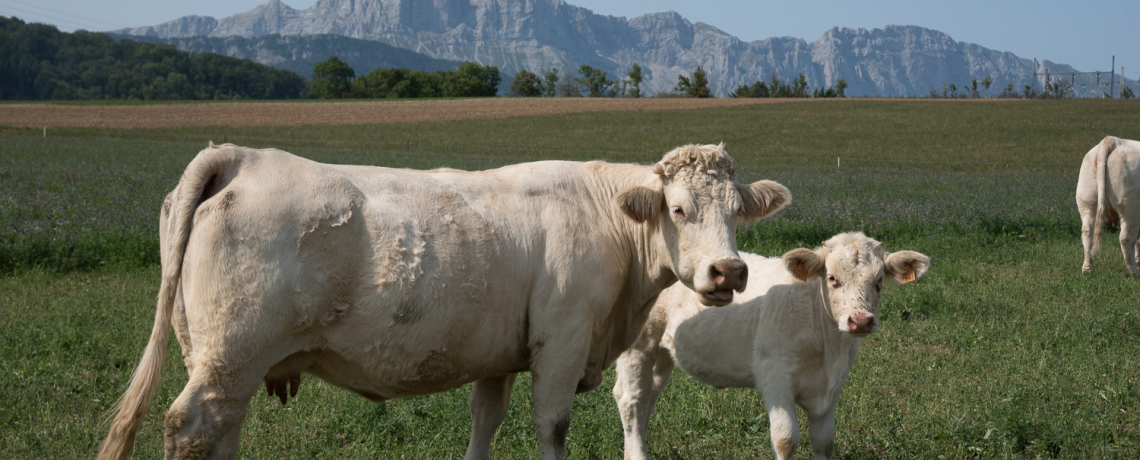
[617,144,790,306]
[782,232,930,336]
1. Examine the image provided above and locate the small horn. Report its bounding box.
[652,163,665,175]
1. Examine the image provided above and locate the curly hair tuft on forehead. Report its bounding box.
[657,143,737,179]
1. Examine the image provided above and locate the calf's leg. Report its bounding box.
[763,391,800,460]
[464,373,518,460]
[613,347,674,460]
[804,403,838,460]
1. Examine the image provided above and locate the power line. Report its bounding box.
[0,7,103,31]
[0,0,126,31]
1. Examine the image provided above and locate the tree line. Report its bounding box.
[508,64,648,97]
[731,73,847,98]
[507,64,849,99]
[308,56,500,98]
[0,16,307,100]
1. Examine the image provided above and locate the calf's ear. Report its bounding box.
[738,180,791,224]
[884,251,931,284]
[783,248,825,281]
[616,186,664,223]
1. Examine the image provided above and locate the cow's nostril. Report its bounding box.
[739,266,748,284]
[709,264,724,282]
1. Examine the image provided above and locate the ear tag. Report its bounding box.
[794,262,808,281]
[759,207,767,218]
[900,263,916,284]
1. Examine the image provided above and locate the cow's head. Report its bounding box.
[617,144,790,306]
[782,232,930,336]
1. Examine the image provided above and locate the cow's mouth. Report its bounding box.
[702,289,734,303]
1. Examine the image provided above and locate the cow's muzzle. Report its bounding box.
[701,259,748,305]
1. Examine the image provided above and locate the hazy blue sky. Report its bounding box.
[4,0,1137,80]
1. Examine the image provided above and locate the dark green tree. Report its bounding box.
[1122,86,1136,99]
[627,63,643,98]
[576,65,614,97]
[731,80,769,98]
[0,16,306,100]
[352,67,422,98]
[836,79,848,98]
[543,68,559,97]
[509,70,543,97]
[675,66,710,98]
[981,75,993,98]
[309,56,355,99]
[445,62,500,97]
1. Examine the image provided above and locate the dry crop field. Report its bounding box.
[2,98,1140,459]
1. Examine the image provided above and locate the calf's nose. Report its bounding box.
[709,260,748,292]
[847,314,875,334]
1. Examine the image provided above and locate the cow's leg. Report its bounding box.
[1079,202,1097,273]
[163,362,263,459]
[803,401,838,460]
[614,347,674,460]
[1121,220,1139,276]
[172,284,194,374]
[763,390,800,460]
[464,373,518,460]
[529,341,590,460]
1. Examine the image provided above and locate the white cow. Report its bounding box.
[1077,136,1140,275]
[98,143,791,460]
[614,233,930,460]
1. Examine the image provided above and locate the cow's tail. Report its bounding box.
[1091,136,1116,255]
[98,144,231,460]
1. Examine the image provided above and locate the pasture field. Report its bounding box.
[2,99,1140,459]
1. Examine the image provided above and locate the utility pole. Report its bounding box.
[1110,56,1115,98]
[1033,58,1038,93]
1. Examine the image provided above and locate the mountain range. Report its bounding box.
[114,0,1137,97]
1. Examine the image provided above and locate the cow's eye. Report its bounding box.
[827,274,839,287]
[736,207,743,217]
[875,278,882,292]
[671,206,686,219]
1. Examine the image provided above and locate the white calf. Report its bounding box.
[614,233,930,460]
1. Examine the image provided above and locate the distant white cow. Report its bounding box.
[1077,136,1140,275]
[98,143,791,460]
[614,233,930,460]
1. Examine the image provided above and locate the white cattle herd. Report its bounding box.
[97,136,1132,459]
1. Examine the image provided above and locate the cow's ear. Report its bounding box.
[616,186,664,223]
[884,250,931,284]
[738,180,791,224]
[783,248,825,281]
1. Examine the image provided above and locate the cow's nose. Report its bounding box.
[847,314,875,333]
[709,260,747,292]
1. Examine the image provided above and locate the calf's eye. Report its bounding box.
[671,206,685,219]
[827,274,839,287]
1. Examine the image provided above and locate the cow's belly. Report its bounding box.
[303,287,532,399]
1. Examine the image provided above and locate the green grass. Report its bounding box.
[2,99,1140,458]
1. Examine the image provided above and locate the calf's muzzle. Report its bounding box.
[847,314,876,334]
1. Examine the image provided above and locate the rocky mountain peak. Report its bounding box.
[114,0,1136,97]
